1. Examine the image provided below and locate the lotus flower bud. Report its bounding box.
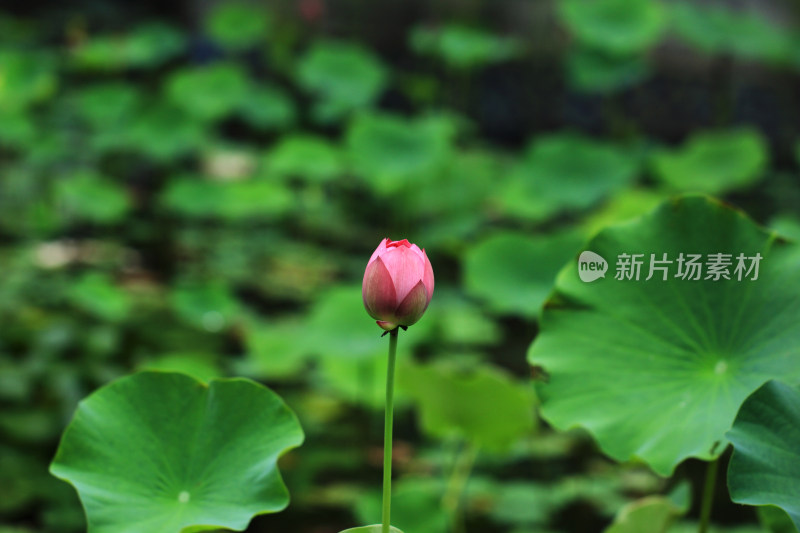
[362,238,434,331]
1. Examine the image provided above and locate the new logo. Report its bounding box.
[578,251,607,282]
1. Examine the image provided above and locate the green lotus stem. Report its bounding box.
[381,328,399,533]
[698,457,719,533]
[442,440,479,533]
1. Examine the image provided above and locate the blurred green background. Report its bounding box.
[1,0,799,531]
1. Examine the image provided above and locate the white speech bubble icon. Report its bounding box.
[578,251,608,282]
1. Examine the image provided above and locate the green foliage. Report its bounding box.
[464,230,584,318]
[669,3,796,65]
[296,41,388,122]
[206,2,271,51]
[602,496,687,533]
[165,63,251,122]
[410,24,521,69]
[559,0,666,55]
[71,23,187,70]
[50,372,304,533]
[727,381,800,531]
[399,360,535,451]
[498,133,639,220]
[651,129,768,194]
[339,527,403,533]
[1,3,798,532]
[529,196,800,476]
[347,112,456,194]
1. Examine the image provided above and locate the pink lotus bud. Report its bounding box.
[362,238,435,331]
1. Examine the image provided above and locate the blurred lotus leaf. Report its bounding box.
[68,272,132,323]
[126,104,209,160]
[55,171,131,225]
[206,2,271,51]
[401,150,498,246]
[464,230,584,318]
[559,0,666,55]
[566,46,649,92]
[603,496,686,533]
[757,506,798,533]
[651,129,767,194]
[528,196,800,476]
[235,317,309,380]
[296,40,388,122]
[355,477,446,533]
[165,62,251,121]
[50,372,304,533]
[0,50,57,111]
[410,24,521,69]
[71,23,186,70]
[399,360,535,451]
[160,175,293,220]
[497,133,639,221]
[266,135,344,182]
[136,352,221,383]
[727,380,800,530]
[425,291,501,345]
[0,447,43,513]
[303,285,432,361]
[347,112,456,194]
[771,216,800,242]
[169,281,241,332]
[582,188,667,237]
[74,83,142,127]
[339,527,404,533]
[670,3,794,64]
[237,83,296,131]
[0,110,36,147]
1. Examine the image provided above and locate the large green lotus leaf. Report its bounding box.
[602,496,685,533]
[399,360,535,451]
[410,24,521,69]
[339,527,403,533]
[669,2,793,64]
[265,135,344,183]
[464,230,585,318]
[237,84,296,131]
[127,105,209,161]
[296,40,387,121]
[559,0,666,55]
[528,195,800,476]
[165,63,250,122]
[67,273,132,323]
[566,46,649,93]
[347,112,456,194]
[727,380,800,530]
[71,23,186,70]
[50,372,304,533]
[55,171,131,224]
[0,50,57,111]
[651,129,768,194]
[497,133,639,221]
[205,2,271,51]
